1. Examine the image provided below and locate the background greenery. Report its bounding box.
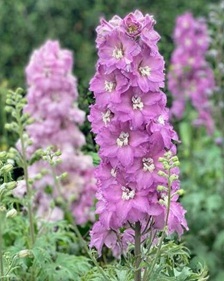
[0,0,223,280]
[0,0,217,89]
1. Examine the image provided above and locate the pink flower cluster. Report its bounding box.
[168,12,215,134]
[89,11,188,257]
[24,40,96,224]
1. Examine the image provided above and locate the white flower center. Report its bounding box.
[197,39,204,46]
[121,186,135,201]
[112,47,123,59]
[102,110,112,125]
[116,132,129,147]
[158,115,165,125]
[132,96,144,110]
[111,168,117,177]
[104,81,115,92]
[185,39,192,47]
[139,66,151,77]
[188,57,195,65]
[142,158,155,172]
[182,20,189,28]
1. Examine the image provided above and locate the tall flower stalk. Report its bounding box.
[208,2,224,175]
[5,88,35,248]
[21,40,96,225]
[0,150,20,280]
[89,10,188,280]
[168,12,215,134]
[0,209,4,280]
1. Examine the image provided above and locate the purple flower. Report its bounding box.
[89,11,188,256]
[112,87,165,129]
[98,30,141,73]
[128,47,165,92]
[127,133,165,189]
[23,40,96,225]
[168,13,215,134]
[98,182,162,229]
[123,12,144,37]
[96,122,149,166]
[89,65,129,106]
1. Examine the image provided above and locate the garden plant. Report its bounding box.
[0,1,224,280]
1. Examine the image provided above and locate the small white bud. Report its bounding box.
[157,185,168,192]
[0,151,7,159]
[6,181,17,190]
[176,189,185,196]
[18,249,33,258]
[0,164,13,174]
[158,170,168,178]
[6,208,17,218]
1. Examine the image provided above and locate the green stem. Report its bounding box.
[0,214,5,281]
[134,221,141,281]
[17,114,35,247]
[72,224,110,281]
[51,167,110,281]
[16,113,35,281]
[143,169,172,281]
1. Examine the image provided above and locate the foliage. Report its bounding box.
[0,0,218,147]
[83,241,208,281]
[0,88,94,280]
[0,1,224,280]
[0,0,215,88]
[176,107,223,280]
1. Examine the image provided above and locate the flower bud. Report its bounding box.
[0,183,7,194]
[163,163,170,170]
[176,189,185,196]
[0,205,6,212]
[172,161,180,167]
[6,208,17,218]
[169,174,179,182]
[54,159,62,166]
[159,199,165,205]
[0,163,13,174]
[171,156,179,162]
[164,151,172,159]
[8,147,18,155]
[18,249,33,258]
[158,170,168,178]
[55,150,62,156]
[6,181,17,190]
[57,172,68,180]
[16,88,24,95]
[5,106,13,113]
[34,173,43,180]
[5,98,14,105]
[0,151,7,160]
[5,123,13,130]
[158,157,167,163]
[157,185,167,192]
[26,117,34,125]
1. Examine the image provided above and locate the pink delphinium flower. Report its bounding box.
[23,40,96,225]
[168,12,215,134]
[89,10,188,257]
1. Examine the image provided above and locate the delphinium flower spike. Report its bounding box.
[18,40,96,224]
[168,12,215,134]
[89,10,188,259]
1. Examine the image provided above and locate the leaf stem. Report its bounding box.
[134,221,141,281]
[17,116,35,247]
[143,168,172,280]
[51,166,110,281]
[0,213,5,281]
